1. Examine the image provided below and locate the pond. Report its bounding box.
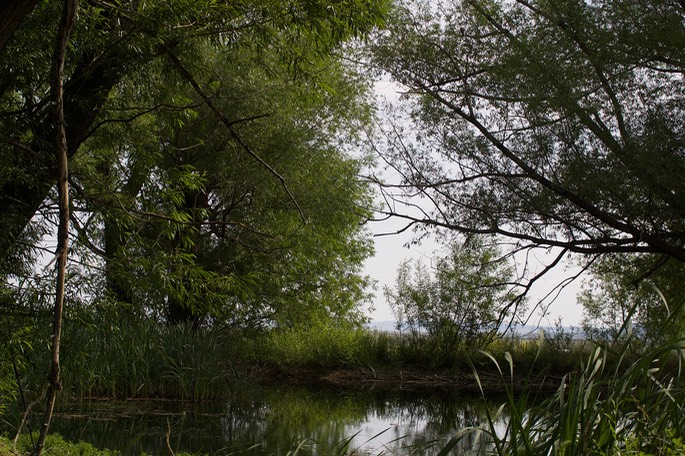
[45,385,504,455]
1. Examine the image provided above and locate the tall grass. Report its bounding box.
[459,332,685,455]
[58,320,230,400]
[254,323,392,368]
[252,322,589,375]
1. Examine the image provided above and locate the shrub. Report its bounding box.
[385,236,523,364]
[259,323,385,368]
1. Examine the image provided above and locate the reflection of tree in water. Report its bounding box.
[218,386,371,454]
[367,391,498,453]
[179,387,502,454]
[48,400,234,455]
[47,386,503,454]
[219,390,270,452]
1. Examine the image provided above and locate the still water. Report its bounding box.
[49,385,502,455]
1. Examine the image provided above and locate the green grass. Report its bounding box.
[3,308,244,403]
[55,320,231,400]
[0,434,120,456]
[253,323,393,368]
[1,433,212,456]
[251,322,590,375]
[455,335,685,455]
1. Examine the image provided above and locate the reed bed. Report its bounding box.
[58,321,230,400]
[455,334,685,455]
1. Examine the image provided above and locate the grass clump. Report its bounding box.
[456,333,685,455]
[0,434,120,456]
[256,323,390,368]
[5,311,237,403]
[57,320,229,400]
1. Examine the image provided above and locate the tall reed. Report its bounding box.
[461,333,685,455]
[256,324,392,368]
[58,320,230,400]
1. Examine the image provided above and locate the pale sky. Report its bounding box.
[362,215,586,327]
[364,81,587,327]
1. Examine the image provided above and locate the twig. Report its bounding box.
[165,417,175,456]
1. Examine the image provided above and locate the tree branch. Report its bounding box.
[34,0,77,454]
[0,0,40,54]
[164,48,307,225]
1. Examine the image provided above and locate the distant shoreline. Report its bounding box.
[366,321,586,340]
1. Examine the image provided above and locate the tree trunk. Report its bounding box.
[33,0,77,454]
[167,187,209,328]
[103,215,135,305]
[0,0,40,54]
[101,160,148,307]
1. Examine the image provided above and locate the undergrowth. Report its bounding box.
[451,333,685,455]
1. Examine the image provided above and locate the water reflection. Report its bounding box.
[47,386,501,455]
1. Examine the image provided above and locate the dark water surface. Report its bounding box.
[47,385,500,455]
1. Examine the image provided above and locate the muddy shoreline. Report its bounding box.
[253,365,565,395]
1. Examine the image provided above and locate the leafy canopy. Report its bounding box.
[370,0,685,263]
[0,0,389,329]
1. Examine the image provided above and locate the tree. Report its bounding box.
[385,235,520,360]
[1,1,389,326]
[580,254,685,345]
[62,33,378,328]
[0,0,388,262]
[369,0,685,275]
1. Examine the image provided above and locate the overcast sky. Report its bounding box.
[363,81,587,327]
[362,215,586,327]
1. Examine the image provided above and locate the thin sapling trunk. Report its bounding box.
[33,0,78,454]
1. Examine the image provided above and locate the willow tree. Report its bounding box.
[0,0,388,262]
[0,0,388,442]
[1,1,388,325]
[580,253,685,344]
[370,0,685,283]
[69,38,378,327]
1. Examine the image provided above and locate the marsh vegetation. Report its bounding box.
[2,0,684,454]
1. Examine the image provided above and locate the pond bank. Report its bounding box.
[252,365,564,395]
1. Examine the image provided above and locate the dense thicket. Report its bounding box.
[0,0,388,328]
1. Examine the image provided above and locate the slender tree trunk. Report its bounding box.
[167,187,208,327]
[33,1,77,454]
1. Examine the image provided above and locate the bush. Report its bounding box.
[385,236,523,363]
[258,324,387,368]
